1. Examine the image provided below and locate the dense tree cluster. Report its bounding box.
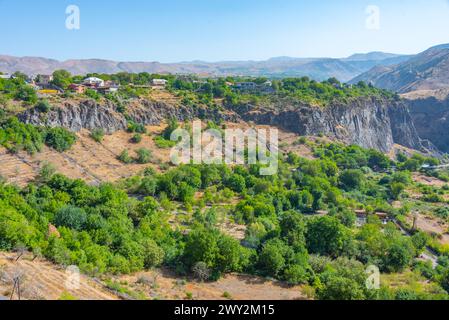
[0,117,76,154]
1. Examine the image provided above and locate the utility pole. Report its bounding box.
[9,277,21,300]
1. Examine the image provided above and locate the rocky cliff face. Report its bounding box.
[406,95,449,153]
[232,97,429,154]
[19,99,237,134]
[19,100,127,133]
[19,96,430,154]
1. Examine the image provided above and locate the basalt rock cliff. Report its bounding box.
[19,96,433,154]
[231,96,429,154]
[405,93,449,153]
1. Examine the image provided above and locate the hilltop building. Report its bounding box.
[83,77,105,87]
[152,79,168,87]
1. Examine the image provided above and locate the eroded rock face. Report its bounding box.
[19,96,430,154]
[234,97,425,153]
[406,95,449,153]
[19,99,238,134]
[19,100,128,134]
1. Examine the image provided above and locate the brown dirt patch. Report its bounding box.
[115,269,306,301]
[0,252,117,300]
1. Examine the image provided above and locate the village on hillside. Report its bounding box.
[0,71,276,99]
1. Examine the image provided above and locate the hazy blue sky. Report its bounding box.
[0,0,448,62]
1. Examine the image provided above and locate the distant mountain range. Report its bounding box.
[0,51,411,82]
[350,44,449,93]
[3,44,449,91]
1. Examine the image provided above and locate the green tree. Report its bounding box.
[384,242,413,272]
[283,264,309,285]
[52,70,72,89]
[390,182,406,200]
[54,206,87,231]
[141,239,164,268]
[15,85,37,103]
[280,211,306,249]
[339,169,365,191]
[44,127,76,152]
[226,174,246,193]
[306,216,351,257]
[258,239,289,277]
[317,276,365,300]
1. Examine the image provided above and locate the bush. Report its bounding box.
[118,149,133,164]
[258,239,288,277]
[141,239,164,268]
[15,85,38,104]
[317,276,365,300]
[154,135,176,149]
[90,128,105,143]
[127,121,147,134]
[85,89,100,101]
[131,133,142,144]
[136,148,152,164]
[44,127,76,152]
[283,264,309,285]
[35,100,51,113]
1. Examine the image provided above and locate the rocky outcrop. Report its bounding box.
[19,100,127,134]
[406,94,449,153]
[19,96,432,154]
[19,99,238,134]
[232,97,429,153]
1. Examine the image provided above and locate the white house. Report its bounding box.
[0,73,12,79]
[152,79,168,87]
[83,77,105,87]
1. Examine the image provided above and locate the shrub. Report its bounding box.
[85,89,100,101]
[283,264,309,285]
[142,239,164,268]
[44,127,76,152]
[90,128,105,143]
[136,148,152,164]
[154,135,176,149]
[15,85,38,104]
[118,149,133,164]
[35,100,51,113]
[127,121,147,134]
[131,133,142,144]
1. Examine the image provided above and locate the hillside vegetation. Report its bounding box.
[1,136,449,300]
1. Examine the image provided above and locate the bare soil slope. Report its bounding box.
[0,252,117,300]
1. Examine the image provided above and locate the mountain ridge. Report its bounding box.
[0,51,412,82]
[350,44,449,93]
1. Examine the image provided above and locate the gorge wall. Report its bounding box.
[232,97,428,154]
[406,95,449,153]
[19,96,431,154]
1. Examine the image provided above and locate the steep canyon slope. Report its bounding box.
[18,94,431,155]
